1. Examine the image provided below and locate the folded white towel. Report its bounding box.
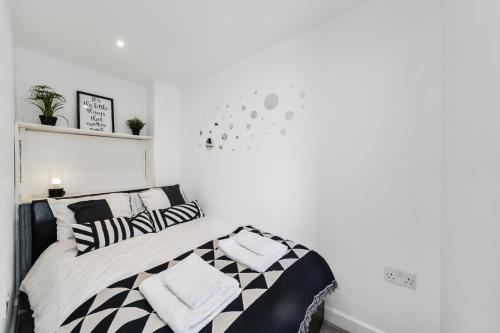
[219,237,288,273]
[162,253,238,309]
[235,230,286,256]
[140,272,241,333]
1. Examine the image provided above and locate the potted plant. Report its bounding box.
[27,85,67,126]
[126,117,146,135]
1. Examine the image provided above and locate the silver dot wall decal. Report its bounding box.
[205,138,214,150]
[264,93,279,110]
[198,85,306,152]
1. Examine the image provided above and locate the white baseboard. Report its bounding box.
[324,306,385,333]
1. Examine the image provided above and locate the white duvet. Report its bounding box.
[20,217,237,333]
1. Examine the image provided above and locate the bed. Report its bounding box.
[14,189,336,333]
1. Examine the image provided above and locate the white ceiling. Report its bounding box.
[12,0,368,86]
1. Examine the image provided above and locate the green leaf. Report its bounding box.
[26,85,66,117]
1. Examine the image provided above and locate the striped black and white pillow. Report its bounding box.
[72,210,155,255]
[149,201,204,232]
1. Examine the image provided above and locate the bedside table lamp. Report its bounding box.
[48,177,65,198]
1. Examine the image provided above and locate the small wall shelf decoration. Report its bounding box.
[77,91,115,133]
[27,85,67,126]
[126,116,146,135]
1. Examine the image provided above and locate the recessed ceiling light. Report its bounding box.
[115,40,125,48]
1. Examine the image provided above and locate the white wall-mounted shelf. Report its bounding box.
[16,122,152,140]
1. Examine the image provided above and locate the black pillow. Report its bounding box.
[161,185,186,206]
[68,199,114,224]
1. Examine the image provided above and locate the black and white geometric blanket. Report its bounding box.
[59,226,336,333]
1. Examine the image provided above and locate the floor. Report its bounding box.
[320,321,349,333]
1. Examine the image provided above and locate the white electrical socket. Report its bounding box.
[385,267,416,289]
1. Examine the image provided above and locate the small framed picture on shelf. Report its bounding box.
[77,91,115,133]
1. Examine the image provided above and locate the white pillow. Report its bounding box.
[138,188,171,210]
[130,192,147,215]
[48,192,132,241]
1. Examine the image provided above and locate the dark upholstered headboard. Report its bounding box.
[18,201,54,283]
[17,187,158,284]
[18,200,57,280]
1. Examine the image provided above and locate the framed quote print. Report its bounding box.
[77,91,115,133]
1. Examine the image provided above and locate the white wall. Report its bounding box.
[316,1,442,332]
[15,47,147,134]
[181,0,442,332]
[148,82,181,187]
[0,0,15,330]
[442,1,500,332]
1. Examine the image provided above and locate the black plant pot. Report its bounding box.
[131,129,141,135]
[39,115,58,126]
